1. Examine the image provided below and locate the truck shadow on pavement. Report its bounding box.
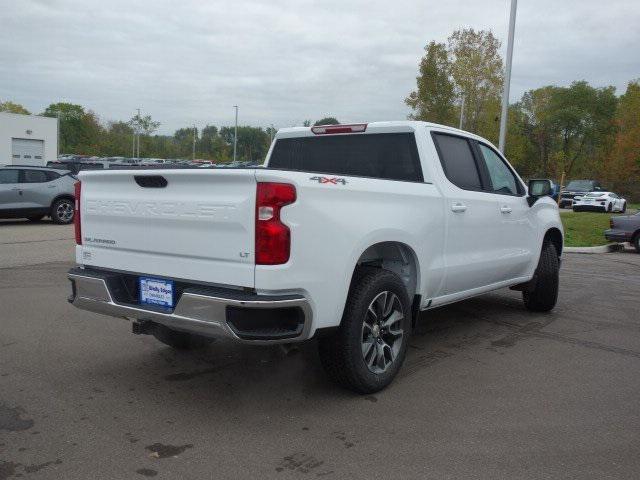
[84,289,551,413]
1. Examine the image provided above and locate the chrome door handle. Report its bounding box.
[500,206,512,214]
[451,203,467,213]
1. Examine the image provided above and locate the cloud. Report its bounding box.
[1,0,638,133]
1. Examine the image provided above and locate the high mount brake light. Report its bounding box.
[74,181,82,245]
[255,182,296,265]
[311,124,367,135]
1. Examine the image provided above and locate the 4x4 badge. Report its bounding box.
[309,176,347,185]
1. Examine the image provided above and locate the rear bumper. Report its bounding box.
[67,267,312,344]
[572,205,606,212]
[604,229,632,242]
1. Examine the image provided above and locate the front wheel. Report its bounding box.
[607,203,613,212]
[318,267,411,394]
[51,198,74,224]
[621,202,627,213]
[523,242,559,312]
[633,235,640,253]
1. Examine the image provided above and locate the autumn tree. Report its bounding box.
[405,41,456,125]
[605,80,640,199]
[0,100,30,114]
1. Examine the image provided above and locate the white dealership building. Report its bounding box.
[0,112,58,166]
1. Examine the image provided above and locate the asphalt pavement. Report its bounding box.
[1,221,639,479]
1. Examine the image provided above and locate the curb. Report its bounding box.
[564,243,626,254]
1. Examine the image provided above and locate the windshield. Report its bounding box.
[565,180,594,190]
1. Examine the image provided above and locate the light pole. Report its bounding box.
[458,94,465,130]
[56,111,61,157]
[233,105,238,163]
[192,125,196,160]
[136,108,141,158]
[498,0,518,153]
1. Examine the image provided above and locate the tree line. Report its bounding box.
[0,101,342,164]
[406,28,639,200]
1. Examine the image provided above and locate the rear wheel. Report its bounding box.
[27,215,45,222]
[633,234,640,253]
[523,242,559,312]
[151,324,212,350]
[51,198,74,224]
[318,267,411,394]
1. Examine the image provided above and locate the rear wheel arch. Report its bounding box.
[353,242,419,296]
[349,241,421,325]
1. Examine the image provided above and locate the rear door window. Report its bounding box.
[0,170,20,184]
[22,170,49,183]
[432,133,482,190]
[268,133,423,182]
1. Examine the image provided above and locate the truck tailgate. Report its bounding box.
[77,169,256,288]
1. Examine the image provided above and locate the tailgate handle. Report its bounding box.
[134,176,168,188]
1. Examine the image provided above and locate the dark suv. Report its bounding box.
[559,179,604,208]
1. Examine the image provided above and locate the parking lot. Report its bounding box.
[1,220,640,479]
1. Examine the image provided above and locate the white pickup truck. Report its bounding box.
[68,121,563,393]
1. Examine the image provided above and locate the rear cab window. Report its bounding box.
[268,132,423,182]
[431,133,482,190]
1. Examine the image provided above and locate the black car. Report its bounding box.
[559,179,604,208]
[605,212,640,252]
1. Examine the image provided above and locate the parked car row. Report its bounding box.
[49,155,258,173]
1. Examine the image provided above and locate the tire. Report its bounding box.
[318,267,411,394]
[51,198,74,224]
[621,202,627,213]
[151,324,212,350]
[27,215,45,222]
[523,242,559,312]
[607,203,612,212]
[633,234,640,254]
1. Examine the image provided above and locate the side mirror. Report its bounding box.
[527,179,552,207]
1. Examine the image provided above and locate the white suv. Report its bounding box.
[0,166,76,223]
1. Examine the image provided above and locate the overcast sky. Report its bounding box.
[1,0,638,134]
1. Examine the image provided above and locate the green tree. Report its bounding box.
[405,41,456,125]
[219,126,270,162]
[549,81,617,178]
[42,103,103,154]
[0,101,30,114]
[314,117,339,126]
[448,28,504,140]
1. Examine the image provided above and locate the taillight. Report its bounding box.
[311,123,367,135]
[74,181,82,245]
[255,182,296,265]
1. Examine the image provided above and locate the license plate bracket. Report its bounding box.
[139,277,174,308]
